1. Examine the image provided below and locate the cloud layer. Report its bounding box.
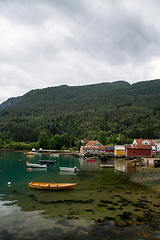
[0,0,160,103]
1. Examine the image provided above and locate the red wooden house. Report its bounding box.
[133,139,157,155]
[125,144,152,157]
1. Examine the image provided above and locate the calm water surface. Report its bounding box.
[1,151,160,239]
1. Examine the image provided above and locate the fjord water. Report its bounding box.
[1,151,160,239]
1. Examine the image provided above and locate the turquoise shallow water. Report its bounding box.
[1,151,160,239]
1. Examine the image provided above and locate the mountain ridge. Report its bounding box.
[0,80,130,108]
[0,79,160,144]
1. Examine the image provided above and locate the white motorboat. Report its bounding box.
[59,167,79,172]
[26,161,48,168]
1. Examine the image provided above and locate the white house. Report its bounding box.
[80,145,106,154]
[153,139,160,152]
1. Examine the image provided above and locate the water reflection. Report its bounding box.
[59,171,77,176]
[0,152,160,239]
[26,168,48,172]
[114,159,136,174]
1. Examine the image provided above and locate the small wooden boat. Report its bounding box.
[59,167,79,172]
[85,156,96,162]
[39,160,58,164]
[28,181,77,190]
[26,152,34,155]
[26,161,49,168]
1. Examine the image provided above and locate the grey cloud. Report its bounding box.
[0,0,160,104]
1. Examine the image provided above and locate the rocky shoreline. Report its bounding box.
[130,166,160,193]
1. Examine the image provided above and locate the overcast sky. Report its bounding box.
[0,0,160,104]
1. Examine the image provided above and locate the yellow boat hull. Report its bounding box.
[26,152,34,155]
[28,181,77,190]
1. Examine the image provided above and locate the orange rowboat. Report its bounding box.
[28,181,77,190]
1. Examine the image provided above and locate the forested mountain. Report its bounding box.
[0,79,160,147]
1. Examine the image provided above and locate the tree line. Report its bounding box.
[0,129,134,151]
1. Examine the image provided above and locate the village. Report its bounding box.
[80,138,160,168]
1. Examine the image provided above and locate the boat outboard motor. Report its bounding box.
[74,167,79,172]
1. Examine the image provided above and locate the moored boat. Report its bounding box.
[28,181,77,190]
[86,158,96,162]
[85,156,96,162]
[26,161,49,168]
[39,160,58,164]
[59,167,79,172]
[26,152,34,155]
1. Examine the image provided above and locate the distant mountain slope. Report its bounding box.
[0,80,130,116]
[0,79,160,143]
[0,97,20,109]
[1,79,159,116]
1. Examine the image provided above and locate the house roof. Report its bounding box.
[126,144,152,150]
[115,145,125,150]
[134,139,155,146]
[104,145,114,148]
[98,146,106,150]
[82,145,105,150]
[104,145,114,150]
[86,140,100,146]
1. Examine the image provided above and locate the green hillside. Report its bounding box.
[0,81,130,116]
[0,79,160,148]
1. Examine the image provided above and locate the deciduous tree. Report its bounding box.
[39,132,49,149]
